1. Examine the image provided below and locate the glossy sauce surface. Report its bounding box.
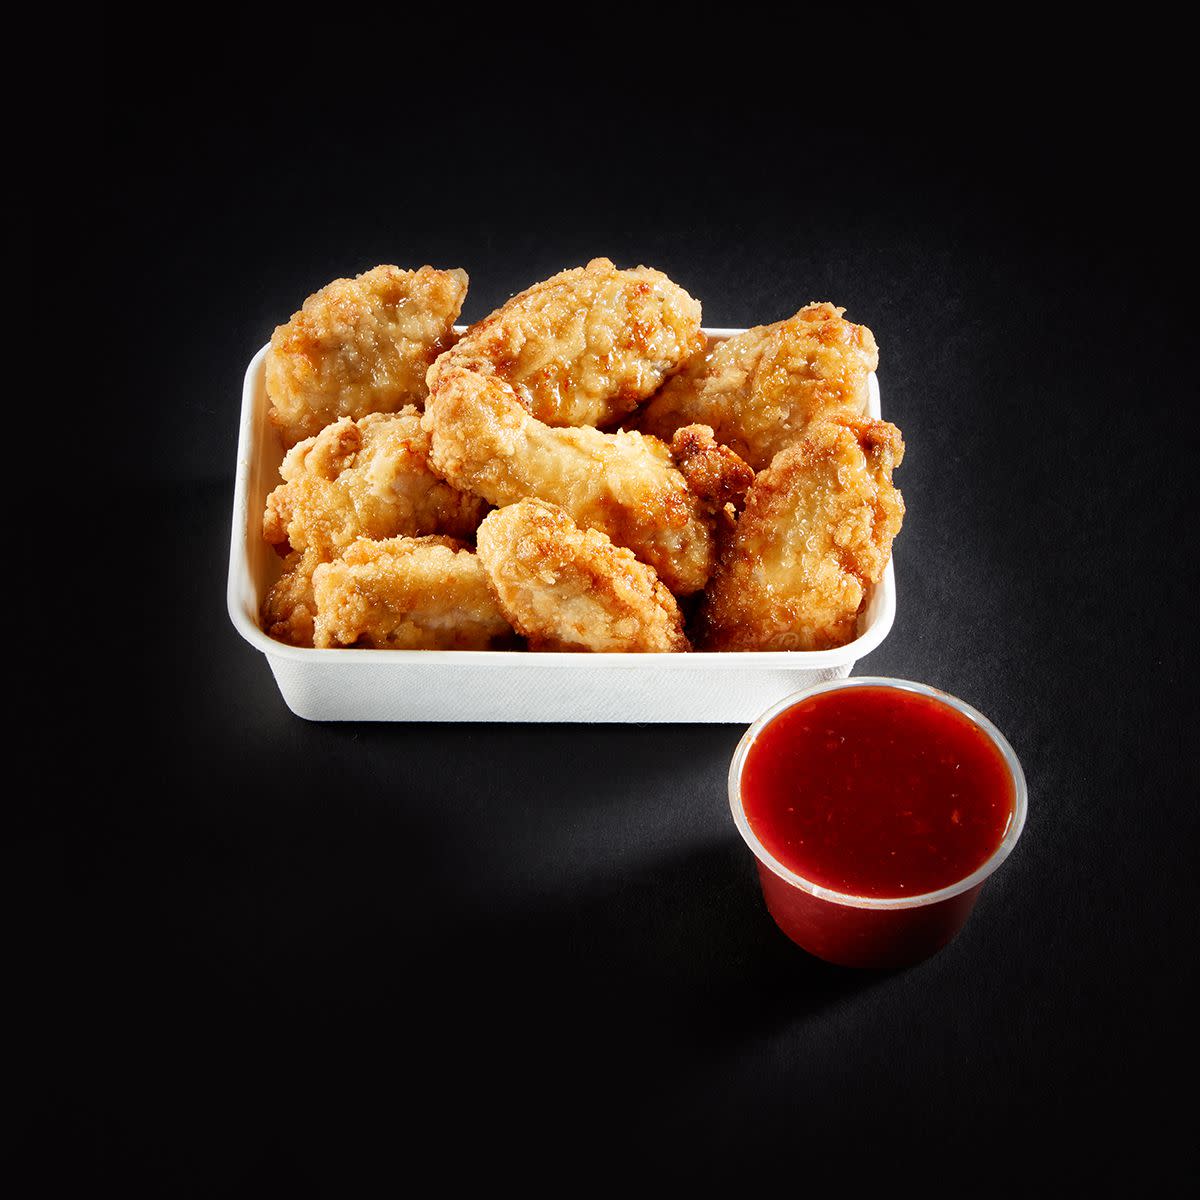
[741,687,1015,899]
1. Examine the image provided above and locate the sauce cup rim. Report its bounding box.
[727,676,1029,911]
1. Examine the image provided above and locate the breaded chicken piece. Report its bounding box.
[266,265,468,447]
[311,536,514,650]
[263,408,484,555]
[428,257,703,429]
[633,303,877,471]
[422,366,715,595]
[261,409,485,645]
[670,424,755,508]
[262,547,324,646]
[700,418,904,652]
[476,500,689,653]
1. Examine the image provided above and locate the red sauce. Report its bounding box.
[742,687,1015,899]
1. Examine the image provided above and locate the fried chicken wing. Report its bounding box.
[476,500,689,653]
[261,408,486,645]
[312,536,514,650]
[428,257,703,429]
[670,424,755,508]
[633,303,878,471]
[421,367,715,595]
[266,265,468,447]
[700,418,904,652]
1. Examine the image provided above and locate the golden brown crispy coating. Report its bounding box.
[700,418,904,652]
[261,409,485,646]
[428,257,703,429]
[670,424,755,508]
[266,265,468,447]
[311,536,514,650]
[263,408,484,556]
[422,366,715,595]
[633,303,878,471]
[476,500,689,653]
[262,548,324,646]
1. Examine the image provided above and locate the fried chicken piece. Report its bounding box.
[261,409,486,645]
[700,418,904,652]
[263,408,484,555]
[476,500,689,653]
[266,265,468,447]
[428,257,703,429]
[422,366,715,595]
[262,548,324,646]
[311,536,514,650]
[670,424,755,508]
[633,303,878,471]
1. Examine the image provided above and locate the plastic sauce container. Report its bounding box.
[728,678,1028,968]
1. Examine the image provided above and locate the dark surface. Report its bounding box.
[54,19,1197,1188]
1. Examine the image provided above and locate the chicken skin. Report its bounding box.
[476,500,689,653]
[428,257,703,429]
[311,536,514,650]
[421,366,715,595]
[266,265,468,447]
[700,418,904,652]
[633,303,878,471]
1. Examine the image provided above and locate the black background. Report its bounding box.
[49,15,1198,1189]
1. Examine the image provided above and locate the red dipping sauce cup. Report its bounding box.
[728,678,1028,969]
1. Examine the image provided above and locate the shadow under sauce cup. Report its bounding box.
[728,678,1028,969]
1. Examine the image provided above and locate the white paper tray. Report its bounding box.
[227,330,896,722]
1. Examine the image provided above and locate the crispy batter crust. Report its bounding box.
[700,418,904,652]
[257,265,903,657]
[421,366,715,595]
[263,408,484,555]
[311,536,514,650]
[670,424,755,508]
[476,500,689,653]
[266,265,468,447]
[634,303,877,470]
[262,547,324,646]
[429,257,703,429]
[261,409,485,646]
